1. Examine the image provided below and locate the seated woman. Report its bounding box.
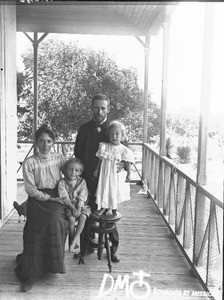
[15,125,69,292]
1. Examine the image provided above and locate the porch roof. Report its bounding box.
[16,1,177,36]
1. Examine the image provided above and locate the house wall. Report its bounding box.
[0,2,17,226]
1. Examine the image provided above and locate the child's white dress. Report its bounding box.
[95,142,135,210]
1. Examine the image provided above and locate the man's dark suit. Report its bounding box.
[74,118,119,253]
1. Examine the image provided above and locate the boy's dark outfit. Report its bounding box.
[74,119,119,257]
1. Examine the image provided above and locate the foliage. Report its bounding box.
[17,37,160,142]
[147,102,161,139]
[17,71,30,116]
[17,71,34,140]
[166,112,198,163]
[208,112,224,149]
[176,145,191,164]
[166,113,199,138]
[121,101,161,142]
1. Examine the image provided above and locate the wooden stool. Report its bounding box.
[88,211,121,272]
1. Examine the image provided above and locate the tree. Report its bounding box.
[18,36,160,142]
[17,71,33,140]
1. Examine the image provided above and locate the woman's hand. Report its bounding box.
[60,198,76,213]
[49,196,71,207]
[49,196,64,204]
[60,197,71,206]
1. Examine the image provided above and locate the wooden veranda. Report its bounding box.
[0,1,223,300]
[0,183,212,300]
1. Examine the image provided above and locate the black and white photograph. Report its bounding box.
[0,0,223,299]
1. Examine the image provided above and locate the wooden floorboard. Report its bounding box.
[0,184,210,300]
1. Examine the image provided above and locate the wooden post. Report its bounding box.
[143,35,150,144]
[23,32,48,154]
[0,2,17,224]
[194,4,215,265]
[157,22,170,208]
[135,35,150,181]
[33,33,38,144]
[0,3,4,223]
[196,9,214,185]
[160,22,170,156]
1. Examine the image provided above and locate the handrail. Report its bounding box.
[18,140,75,145]
[17,144,34,173]
[17,141,143,146]
[142,142,223,293]
[143,143,223,208]
[17,140,143,182]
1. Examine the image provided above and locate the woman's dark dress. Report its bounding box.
[15,188,68,282]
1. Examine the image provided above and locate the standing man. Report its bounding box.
[74,94,120,262]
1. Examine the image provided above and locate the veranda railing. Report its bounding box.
[142,143,223,290]
[17,141,143,182]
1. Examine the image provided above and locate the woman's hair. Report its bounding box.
[63,158,84,178]
[35,124,55,142]
[92,94,110,107]
[107,120,126,141]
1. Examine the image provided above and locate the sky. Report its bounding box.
[17,2,224,115]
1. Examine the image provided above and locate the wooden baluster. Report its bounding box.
[158,160,164,209]
[176,175,185,236]
[163,164,170,215]
[206,203,218,285]
[183,182,194,250]
[168,170,176,227]
[151,155,155,198]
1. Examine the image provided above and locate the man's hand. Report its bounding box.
[94,169,99,178]
[116,161,126,173]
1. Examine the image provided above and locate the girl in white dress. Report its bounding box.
[94,121,135,216]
